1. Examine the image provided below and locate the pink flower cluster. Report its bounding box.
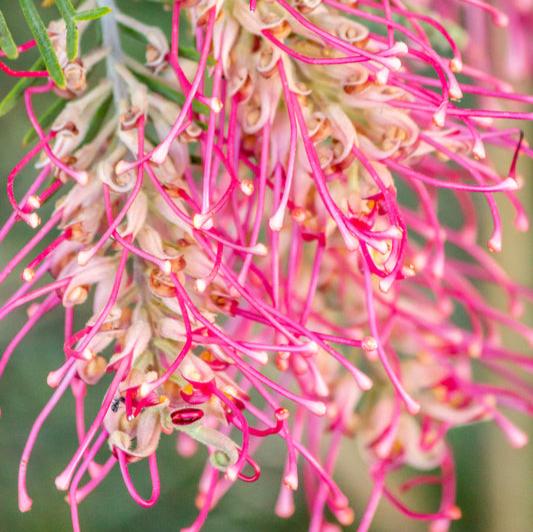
[0,0,531,531]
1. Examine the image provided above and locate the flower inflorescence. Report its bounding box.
[0,0,532,531]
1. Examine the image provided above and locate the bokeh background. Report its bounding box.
[0,1,531,531]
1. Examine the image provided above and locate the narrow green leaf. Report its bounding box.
[66,21,79,60]
[55,0,75,14]
[144,128,159,147]
[117,21,143,41]
[0,58,44,118]
[119,22,214,66]
[19,0,66,88]
[55,0,78,61]
[128,68,210,117]
[22,97,67,145]
[129,70,184,104]
[80,93,112,146]
[0,9,19,59]
[177,46,200,63]
[178,45,215,66]
[73,7,112,23]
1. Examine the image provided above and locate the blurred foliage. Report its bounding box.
[0,1,531,531]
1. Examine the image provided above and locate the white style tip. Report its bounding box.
[252,243,268,256]
[27,213,41,229]
[151,142,170,165]
[18,493,33,513]
[269,211,284,232]
[55,472,70,491]
[77,249,93,266]
[195,278,208,293]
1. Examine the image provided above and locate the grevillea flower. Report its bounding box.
[0,0,532,530]
[430,0,533,80]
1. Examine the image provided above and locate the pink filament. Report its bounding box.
[117,451,161,508]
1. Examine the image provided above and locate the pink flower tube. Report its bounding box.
[0,0,531,530]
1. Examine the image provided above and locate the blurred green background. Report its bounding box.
[0,1,531,531]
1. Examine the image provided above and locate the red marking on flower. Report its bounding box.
[170,407,204,426]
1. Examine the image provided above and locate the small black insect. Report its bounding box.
[110,396,125,413]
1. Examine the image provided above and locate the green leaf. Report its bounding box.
[177,46,200,64]
[118,22,214,66]
[54,2,111,62]
[128,68,210,117]
[73,7,112,23]
[80,93,112,146]
[55,0,78,61]
[178,45,215,66]
[55,0,75,15]
[66,21,79,61]
[0,58,44,117]
[129,69,183,104]
[22,97,67,145]
[18,0,66,88]
[0,9,19,59]
[117,21,143,41]
[144,128,159,147]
